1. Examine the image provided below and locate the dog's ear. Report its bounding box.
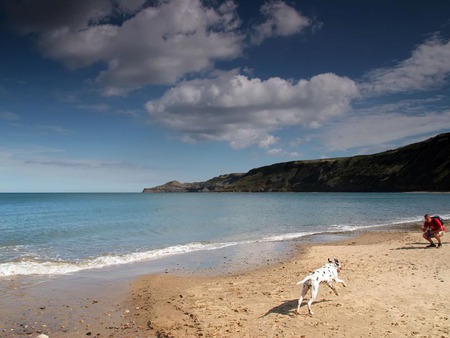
[328,258,332,263]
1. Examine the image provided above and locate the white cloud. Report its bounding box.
[38,24,120,70]
[5,1,318,96]
[327,36,450,154]
[361,36,450,95]
[251,1,312,45]
[96,0,243,95]
[323,110,450,151]
[6,0,244,96]
[146,71,358,149]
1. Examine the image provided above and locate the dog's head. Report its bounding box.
[328,257,342,271]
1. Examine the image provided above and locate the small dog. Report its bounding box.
[296,257,347,315]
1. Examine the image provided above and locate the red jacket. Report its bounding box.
[424,218,445,232]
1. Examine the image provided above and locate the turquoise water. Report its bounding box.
[1,192,449,277]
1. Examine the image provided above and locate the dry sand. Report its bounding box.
[126,230,449,337]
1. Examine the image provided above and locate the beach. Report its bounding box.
[126,229,449,337]
[2,193,449,337]
[1,228,449,337]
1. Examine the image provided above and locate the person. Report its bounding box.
[422,214,445,248]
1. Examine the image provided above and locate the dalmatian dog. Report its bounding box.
[296,257,347,315]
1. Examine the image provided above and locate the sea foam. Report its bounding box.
[0,241,242,277]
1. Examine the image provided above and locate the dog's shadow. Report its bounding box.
[261,299,331,317]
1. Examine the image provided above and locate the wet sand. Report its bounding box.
[0,272,131,337]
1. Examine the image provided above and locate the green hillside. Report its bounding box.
[143,133,450,193]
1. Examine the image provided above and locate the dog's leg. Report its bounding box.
[335,278,347,287]
[307,284,319,315]
[297,283,309,313]
[326,282,339,296]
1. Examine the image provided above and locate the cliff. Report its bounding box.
[142,132,450,193]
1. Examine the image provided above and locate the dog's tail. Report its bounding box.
[296,276,310,285]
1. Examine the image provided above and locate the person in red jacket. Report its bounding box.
[422,214,445,248]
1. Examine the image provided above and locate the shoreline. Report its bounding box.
[2,224,449,337]
[0,230,344,337]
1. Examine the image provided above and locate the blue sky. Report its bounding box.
[1,0,450,192]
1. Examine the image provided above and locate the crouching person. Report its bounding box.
[422,214,446,248]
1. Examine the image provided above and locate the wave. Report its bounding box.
[0,241,237,277]
[0,218,435,277]
[258,222,390,242]
[0,231,321,277]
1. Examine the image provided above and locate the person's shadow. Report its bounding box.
[392,241,439,250]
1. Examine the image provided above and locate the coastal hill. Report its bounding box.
[143,132,450,193]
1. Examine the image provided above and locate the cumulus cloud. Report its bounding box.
[4,0,317,95]
[4,0,244,95]
[145,71,358,149]
[96,0,243,95]
[251,1,312,45]
[361,36,450,95]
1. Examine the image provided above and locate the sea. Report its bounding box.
[1,192,449,279]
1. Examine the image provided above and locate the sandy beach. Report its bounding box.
[126,229,449,337]
[2,228,449,337]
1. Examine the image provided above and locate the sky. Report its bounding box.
[1,0,450,192]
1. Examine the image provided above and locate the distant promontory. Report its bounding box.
[143,133,450,193]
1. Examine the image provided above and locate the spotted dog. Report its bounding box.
[296,257,347,315]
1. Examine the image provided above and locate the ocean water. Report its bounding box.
[0,192,449,278]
